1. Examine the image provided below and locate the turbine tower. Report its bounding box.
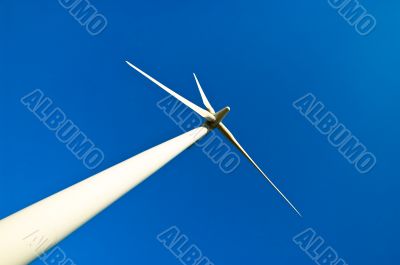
[0,61,300,265]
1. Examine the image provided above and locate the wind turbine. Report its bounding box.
[126,61,301,216]
[0,61,300,265]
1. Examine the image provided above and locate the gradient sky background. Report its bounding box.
[1,1,399,264]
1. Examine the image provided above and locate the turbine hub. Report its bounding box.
[206,106,230,129]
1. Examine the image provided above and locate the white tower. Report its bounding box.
[0,126,209,265]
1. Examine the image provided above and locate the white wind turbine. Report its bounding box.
[126,61,301,216]
[0,61,300,265]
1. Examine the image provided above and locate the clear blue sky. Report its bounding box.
[0,1,399,264]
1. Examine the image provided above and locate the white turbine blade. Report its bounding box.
[218,123,302,217]
[126,61,215,121]
[193,73,215,113]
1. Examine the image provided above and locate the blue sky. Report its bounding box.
[1,1,399,264]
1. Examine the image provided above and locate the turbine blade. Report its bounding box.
[193,73,215,113]
[218,122,302,217]
[126,61,215,121]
